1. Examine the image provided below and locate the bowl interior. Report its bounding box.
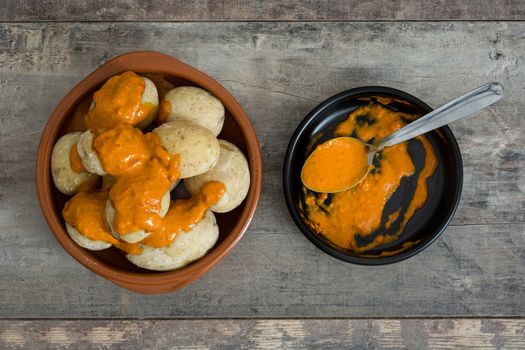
[284,87,462,265]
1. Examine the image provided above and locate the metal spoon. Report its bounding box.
[302,82,504,193]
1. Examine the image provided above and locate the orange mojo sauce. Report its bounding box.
[62,72,225,254]
[302,102,438,252]
[95,127,180,235]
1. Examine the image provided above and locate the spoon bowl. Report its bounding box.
[300,137,371,193]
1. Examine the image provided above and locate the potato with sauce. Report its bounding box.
[51,132,98,195]
[66,223,111,251]
[86,71,159,130]
[62,190,138,254]
[185,140,250,213]
[153,121,220,178]
[105,191,171,243]
[160,86,225,136]
[77,127,153,177]
[126,210,219,271]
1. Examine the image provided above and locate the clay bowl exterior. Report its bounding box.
[36,51,262,293]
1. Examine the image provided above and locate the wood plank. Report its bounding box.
[0,22,524,318]
[1,319,524,349]
[1,0,524,21]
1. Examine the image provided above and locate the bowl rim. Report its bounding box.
[35,51,262,291]
[283,86,463,265]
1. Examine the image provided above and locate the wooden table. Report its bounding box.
[1,1,524,348]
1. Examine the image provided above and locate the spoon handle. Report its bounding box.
[378,82,504,148]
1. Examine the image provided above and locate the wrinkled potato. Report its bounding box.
[162,86,225,136]
[89,76,158,130]
[154,121,220,178]
[185,140,250,213]
[66,223,111,250]
[105,191,170,243]
[51,132,98,195]
[126,210,219,271]
[77,130,105,176]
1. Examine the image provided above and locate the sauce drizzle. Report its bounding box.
[142,181,225,247]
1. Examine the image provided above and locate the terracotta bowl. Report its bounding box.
[36,51,262,293]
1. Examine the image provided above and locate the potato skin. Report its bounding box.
[51,132,98,195]
[76,130,106,176]
[185,140,250,213]
[66,223,111,250]
[126,210,219,271]
[154,121,220,179]
[163,86,225,136]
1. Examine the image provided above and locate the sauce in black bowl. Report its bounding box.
[283,87,463,265]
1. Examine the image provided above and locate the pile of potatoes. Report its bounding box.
[51,75,250,271]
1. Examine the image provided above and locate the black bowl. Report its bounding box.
[283,87,463,265]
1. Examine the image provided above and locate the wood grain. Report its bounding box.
[1,0,524,21]
[1,319,524,349]
[0,22,524,318]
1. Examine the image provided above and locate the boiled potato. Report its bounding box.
[66,223,111,250]
[154,121,220,178]
[162,86,225,136]
[77,130,105,176]
[126,210,219,271]
[105,191,170,243]
[185,140,250,213]
[89,76,158,130]
[51,132,98,195]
